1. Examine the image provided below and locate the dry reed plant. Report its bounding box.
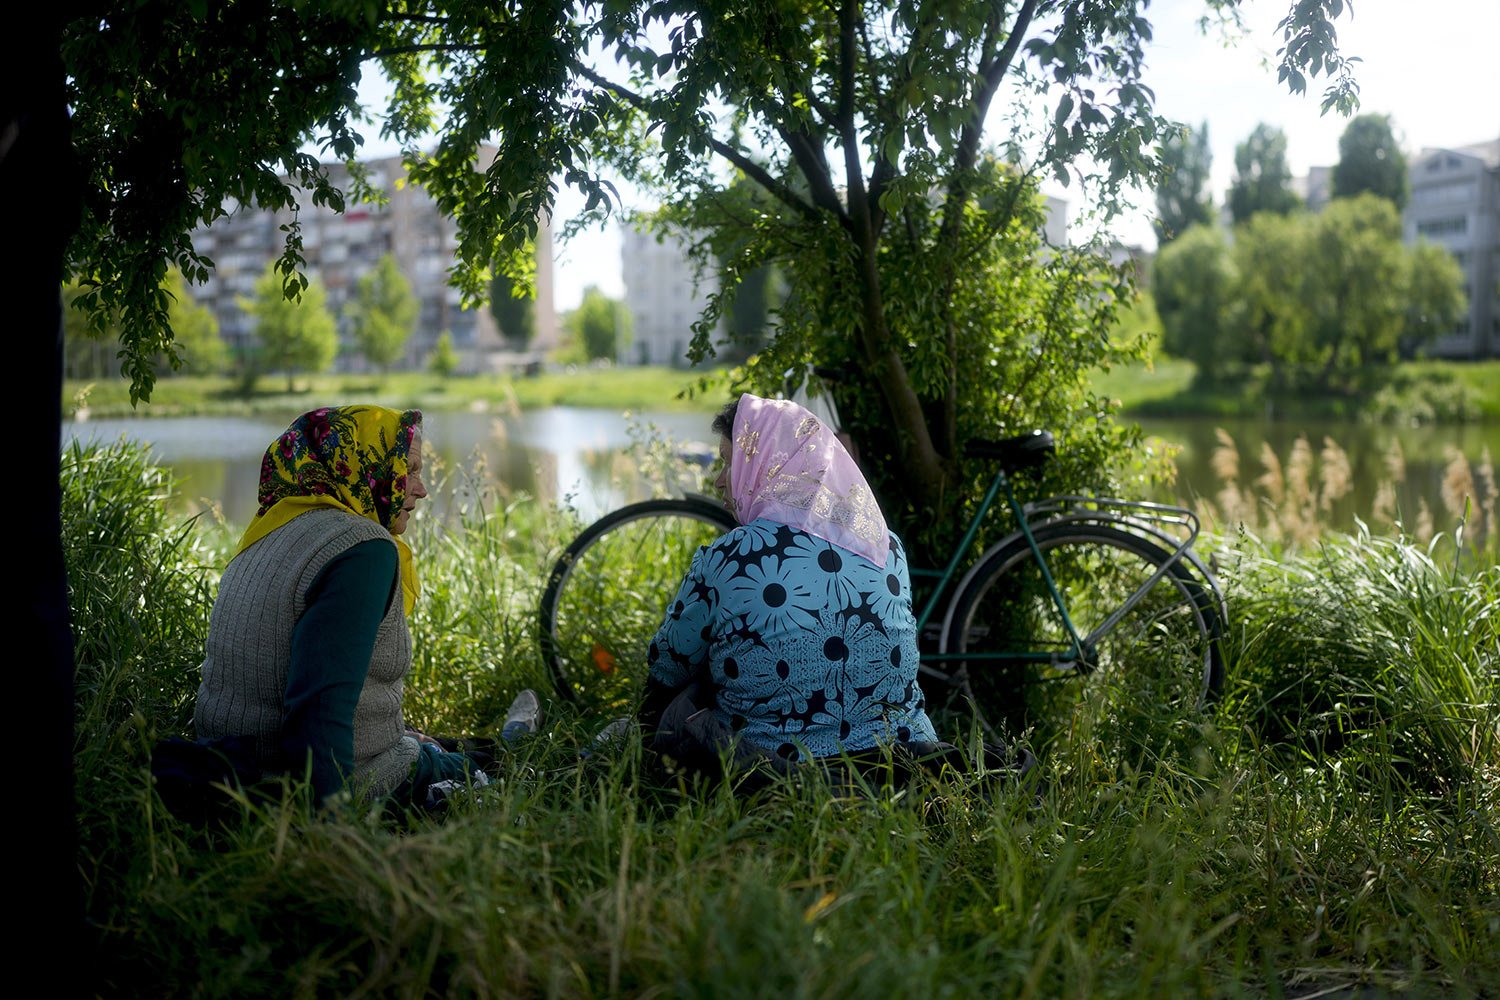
[1283,436,1318,544]
[1482,448,1498,554]
[1209,428,1253,530]
[1318,437,1352,513]
[1371,439,1403,527]
[1198,430,1493,555]
[1416,498,1435,544]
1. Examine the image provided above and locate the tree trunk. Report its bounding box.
[8,16,85,981]
[850,230,947,514]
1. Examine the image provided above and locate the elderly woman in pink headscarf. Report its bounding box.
[641,393,937,775]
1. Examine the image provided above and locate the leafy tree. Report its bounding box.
[489,270,536,348]
[348,253,418,371]
[1165,197,1466,389]
[163,268,225,374]
[1403,241,1467,350]
[1154,122,1214,245]
[1153,225,1234,380]
[65,270,223,378]
[62,281,116,381]
[1228,210,1311,386]
[61,2,384,400]
[241,264,337,391]
[1228,124,1301,224]
[566,286,629,362]
[428,330,461,377]
[1301,193,1409,381]
[1331,113,1409,209]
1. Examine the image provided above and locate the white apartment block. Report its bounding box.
[189,151,556,373]
[620,226,720,368]
[620,195,1067,368]
[1403,139,1499,360]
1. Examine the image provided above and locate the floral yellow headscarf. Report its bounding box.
[235,405,423,616]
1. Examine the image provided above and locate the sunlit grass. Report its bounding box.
[65,366,730,420]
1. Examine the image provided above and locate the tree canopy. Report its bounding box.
[1332,112,1409,209]
[566,286,629,362]
[490,271,537,347]
[1155,196,1466,390]
[1154,122,1214,245]
[60,0,1362,545]
[348,252,419,370]
[1228,123,1301,224]
[241,264,338,390]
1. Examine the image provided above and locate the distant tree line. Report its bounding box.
[1150,113,1461,390]
[66,252,433,386]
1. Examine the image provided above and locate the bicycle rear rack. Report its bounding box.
[1024,495,1225,622]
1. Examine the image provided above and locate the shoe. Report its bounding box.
[501,689,543,743]
[578,717,636,758]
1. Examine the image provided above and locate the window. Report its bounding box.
[1413,181,1476,206]
[1416,216,1468,238]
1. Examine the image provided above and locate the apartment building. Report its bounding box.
[189,152,556,372]
[620,226,719,368]
[620,194,1068,368]
[1403,138,1499,359]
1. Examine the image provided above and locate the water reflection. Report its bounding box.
[61,409,1498,540]
[1140,417,1500,539]
[63,408,716,527]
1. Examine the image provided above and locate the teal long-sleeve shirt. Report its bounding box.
[280,539,399,801]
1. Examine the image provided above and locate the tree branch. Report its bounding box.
[370,43,484,58]
[379,12,453,27]
[835,0,874,242]
[961,0,1038,173]
[569,60,826,224]
[935,0,1040,459]
[861,16,895,217]
[778,125,847,222]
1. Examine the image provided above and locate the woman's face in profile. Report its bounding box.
[390,431,428,535]
[713,435,733,512]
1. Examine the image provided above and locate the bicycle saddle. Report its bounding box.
[963,430,1055,471]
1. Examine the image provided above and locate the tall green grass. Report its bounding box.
[68,442,1499,996]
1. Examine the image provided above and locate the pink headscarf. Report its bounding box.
[728,393,890,567]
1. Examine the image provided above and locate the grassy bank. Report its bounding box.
[66,366,730,420]
[68,441,1498,995]
[68,357,1500,426]
[1093,359,1500,424]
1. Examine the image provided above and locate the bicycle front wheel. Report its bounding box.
[942,522,1224,758]
[539,499,736,713]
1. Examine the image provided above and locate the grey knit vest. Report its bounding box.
[194,508,419,799]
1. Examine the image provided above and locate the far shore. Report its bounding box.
[64,357,1500,426]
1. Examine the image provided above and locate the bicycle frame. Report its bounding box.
[911,465,1214,680]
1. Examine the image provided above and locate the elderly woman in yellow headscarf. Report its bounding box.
[194,405,539,808]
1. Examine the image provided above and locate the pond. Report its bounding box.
[62,408,716,527]
[63,408,1499,543]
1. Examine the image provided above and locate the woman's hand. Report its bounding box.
[405,727,440,745]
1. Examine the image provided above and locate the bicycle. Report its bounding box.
[538,428,1226,751]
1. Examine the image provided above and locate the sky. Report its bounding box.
[348,0,1500,311]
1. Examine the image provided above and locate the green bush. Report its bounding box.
[1221,525,1498,790]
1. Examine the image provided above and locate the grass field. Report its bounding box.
[67,357,1500,426]
[67,440,1498,996]
[66,366,731,420]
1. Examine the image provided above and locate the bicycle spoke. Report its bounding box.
[947,524,1222,762]
[543,502,732,714]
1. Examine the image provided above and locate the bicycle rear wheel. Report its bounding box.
[539,499,736,713]
[942,522,1224,758]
